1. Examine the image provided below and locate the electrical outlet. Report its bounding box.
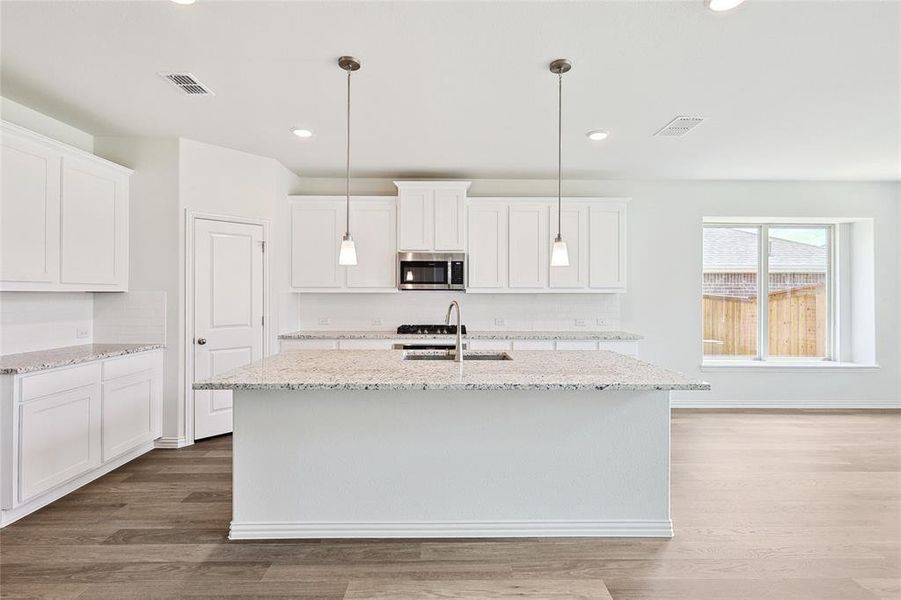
[76,327,90,339]
[574,319,587,327]
[371,318,383,326]
[318,317,330,326]
[596,318,613,327]
[494,318,506,327]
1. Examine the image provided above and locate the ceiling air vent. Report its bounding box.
[158,72,214,96]
[654,116,704,137]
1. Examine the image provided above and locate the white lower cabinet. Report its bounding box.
[1,350,162,525]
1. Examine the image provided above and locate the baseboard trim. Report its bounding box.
[672,398,901,409]
[0,441,155,528]
[154,436,190,449]
[229,519,674,540]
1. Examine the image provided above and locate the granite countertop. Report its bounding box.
[279,330,643,341]
[194,349,708,392]
[0,343,165,375]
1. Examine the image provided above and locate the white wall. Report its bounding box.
[0,97,93,152]
[292,177,900,407]
[0,293,93,354]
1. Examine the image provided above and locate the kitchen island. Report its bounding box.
[195,349,709,540]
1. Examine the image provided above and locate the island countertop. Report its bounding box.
[193,349,709,392]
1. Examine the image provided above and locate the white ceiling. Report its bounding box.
[2,1,899,181]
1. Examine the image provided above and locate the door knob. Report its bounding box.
[197,338,207,345]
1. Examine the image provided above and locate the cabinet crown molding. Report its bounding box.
[393,180,472,191]
[1,121,133,175]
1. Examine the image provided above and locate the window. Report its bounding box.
[703,223,833,362]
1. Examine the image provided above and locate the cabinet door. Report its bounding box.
[1,130,61,286]
[101,369,159,462]
[397,189,434,251]
[17,381,101,504]
[59,156,129,288]
[291,201,344,288]
[589,204,626,291]
[346,200,396,289]
[549,204,589,289]
[433,188,466,251]
[467,203,507,289]
[508,203,548,289]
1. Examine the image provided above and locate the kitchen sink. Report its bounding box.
[402,352,512,361]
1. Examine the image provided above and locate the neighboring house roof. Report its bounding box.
[703,227,827,273]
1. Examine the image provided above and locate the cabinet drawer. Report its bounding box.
[511,340,555,351]
[337,340,395,350]
[102,350,161,381]
[468,340,513,351]
[280,339,338,351]
[555,341,599,351]
[20,363,99,402]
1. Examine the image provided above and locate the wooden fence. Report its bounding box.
[703,283,826,357]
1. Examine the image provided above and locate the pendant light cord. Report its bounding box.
[557,71,562,237]
[345,68,351,237]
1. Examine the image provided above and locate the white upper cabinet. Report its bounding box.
[548,204,589,289]
[291,199,344,289]
[345,199,396,289]
[395,181,470,252]
[290,196,397,292]
[59,156,129,288]
[467,197,627,294]
[467,202,507,289]
[508,203,549,289]
[0,122,131,292]
[588,202,627,291]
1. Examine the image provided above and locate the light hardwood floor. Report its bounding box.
[1,410,899,599]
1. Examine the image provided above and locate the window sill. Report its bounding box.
[701,360,879,372]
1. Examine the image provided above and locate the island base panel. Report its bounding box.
[230,388,672,539]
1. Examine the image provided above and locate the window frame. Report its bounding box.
[702,222,836,364]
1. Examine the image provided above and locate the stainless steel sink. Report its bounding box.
[403,352,512,361]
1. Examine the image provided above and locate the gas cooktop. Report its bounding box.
[397,324,467,335]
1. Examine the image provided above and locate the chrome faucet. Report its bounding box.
[445,300,463,362]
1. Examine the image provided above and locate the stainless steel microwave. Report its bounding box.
[397,252,466,290]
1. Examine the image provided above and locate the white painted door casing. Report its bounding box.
[193,219,265,440]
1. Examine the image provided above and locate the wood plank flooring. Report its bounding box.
[1,410,898,599]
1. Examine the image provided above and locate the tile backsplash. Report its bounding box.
[94,291,167,345]
[294,292,620,332]
[0,292,94,354]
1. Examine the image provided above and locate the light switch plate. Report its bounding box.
[371,318,383,326]
[574,319,587,327]
[494,318,506,327]
[76,327,90,339]
[596,318,613,327]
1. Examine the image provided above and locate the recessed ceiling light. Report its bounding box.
[171,0,196,4]
[292,128,313,138]
[586,130,609,141]
[707,0,746,11]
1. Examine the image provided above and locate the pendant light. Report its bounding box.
[338,56,360,266]
[549,58,571,268]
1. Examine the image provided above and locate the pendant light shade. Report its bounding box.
[551,234,570,267]
[549,58,570,268]
[339,234,357,266]
[337,56,361,266]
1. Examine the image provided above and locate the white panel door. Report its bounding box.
[101,370,158,461]
[398,189,434,251]
[291,201,343,289]
[17,380,101,504]
[0,131,61,285]
[346,199,396,289]
[589,204,626,291]
[59,156,128,287]
[508,203,548,289]
[194,219,264,440]
[467,203,507,289]
[549,204,589,289]
[433,188,466,251]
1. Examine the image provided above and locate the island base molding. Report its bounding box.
[229,519,674,540]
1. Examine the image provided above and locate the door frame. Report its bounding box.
[184,210,271,446]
